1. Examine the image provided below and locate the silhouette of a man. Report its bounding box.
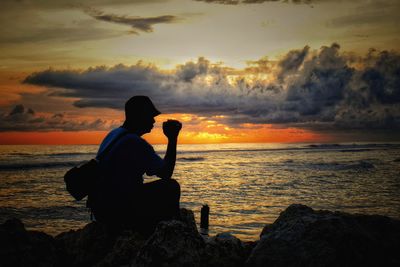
[90,96,182,233]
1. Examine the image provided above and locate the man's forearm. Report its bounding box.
[158,137,177,179]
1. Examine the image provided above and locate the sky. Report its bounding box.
[0,0,399,144]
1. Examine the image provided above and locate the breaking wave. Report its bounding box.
[178,157,206,162]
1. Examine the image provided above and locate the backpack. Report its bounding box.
[64,131,128,201]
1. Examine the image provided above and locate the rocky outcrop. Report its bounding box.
[133,220,205,267]
[0,208,249,267]
[133,221,251,267]
[2,205,400,267]
[0,218,58,267]
[56,222,114,266]
[97,231,147,267]
[203,233,254,267]
[246,204,400,267]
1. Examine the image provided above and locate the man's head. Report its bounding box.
[124,96,161,135]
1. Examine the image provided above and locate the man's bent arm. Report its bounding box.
[156,137,177,179]
[156,120,181,179]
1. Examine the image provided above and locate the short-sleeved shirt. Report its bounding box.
[97,127,164,194]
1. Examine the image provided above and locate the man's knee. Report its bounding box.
[160,179,181,197]
[161,178,180,197]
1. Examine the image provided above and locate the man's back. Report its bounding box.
[97,127,164,191]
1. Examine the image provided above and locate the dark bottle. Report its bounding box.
[200,204,209,230]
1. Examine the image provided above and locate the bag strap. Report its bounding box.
[96,129,129,161]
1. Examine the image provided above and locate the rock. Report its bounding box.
[1,209,204,267]
[259,223,272,238]
[55,222,117,267]
[203,232,248,267]
[246,204,400,267]
[133,220,205,267]
[0,218,58,267]
[132,211,252,267]
[7,205,398,267]
[179,208,198,232]
[242,240,257,261]
[97,230,148,267]
[102,208,198,267]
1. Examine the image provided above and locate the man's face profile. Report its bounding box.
[134,115,156,134]
[124,96,160,135]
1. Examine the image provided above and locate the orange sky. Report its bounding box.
[0,126,330,145]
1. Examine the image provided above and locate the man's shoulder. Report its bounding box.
[120,132,153,150]
[98,127,126,155]
[105,127,127,140]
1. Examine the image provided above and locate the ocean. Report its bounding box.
[0,143,399,241]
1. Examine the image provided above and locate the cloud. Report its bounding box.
[0,5,123,45]
[0,0,169,10]
[24,63,168,110]
[0,25,122,44]
[327,0,400,28]
[277,45,309,81]
[0,104,117,132]
[194,0,317,5]
[84,7,179,34]
[0,1,176,46]
[284,43,353,116]
[22,44,400,133]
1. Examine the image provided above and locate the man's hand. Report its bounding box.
[163,120,182,140]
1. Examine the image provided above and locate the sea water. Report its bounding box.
[0,143,400,241]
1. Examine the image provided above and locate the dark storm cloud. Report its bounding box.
[361,51,400,104]
[84,8,179,34]
[0,104,116,132]
[278,45,400,131]
[24,63,169,110]
[23,43,400,132]
[277,45,309,81]
[284,43,353,117]
[176,57,211,82]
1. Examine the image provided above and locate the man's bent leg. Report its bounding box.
[135,179,181,233]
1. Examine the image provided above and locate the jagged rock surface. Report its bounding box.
[55,222,118,267]
[0,218,58,267]
[246,204,400,267]
[203,232,251,267]
[96,231,147,267]
[133,220,205,267]
[3,205,399,267]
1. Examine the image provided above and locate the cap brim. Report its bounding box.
[151,109,161,117]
